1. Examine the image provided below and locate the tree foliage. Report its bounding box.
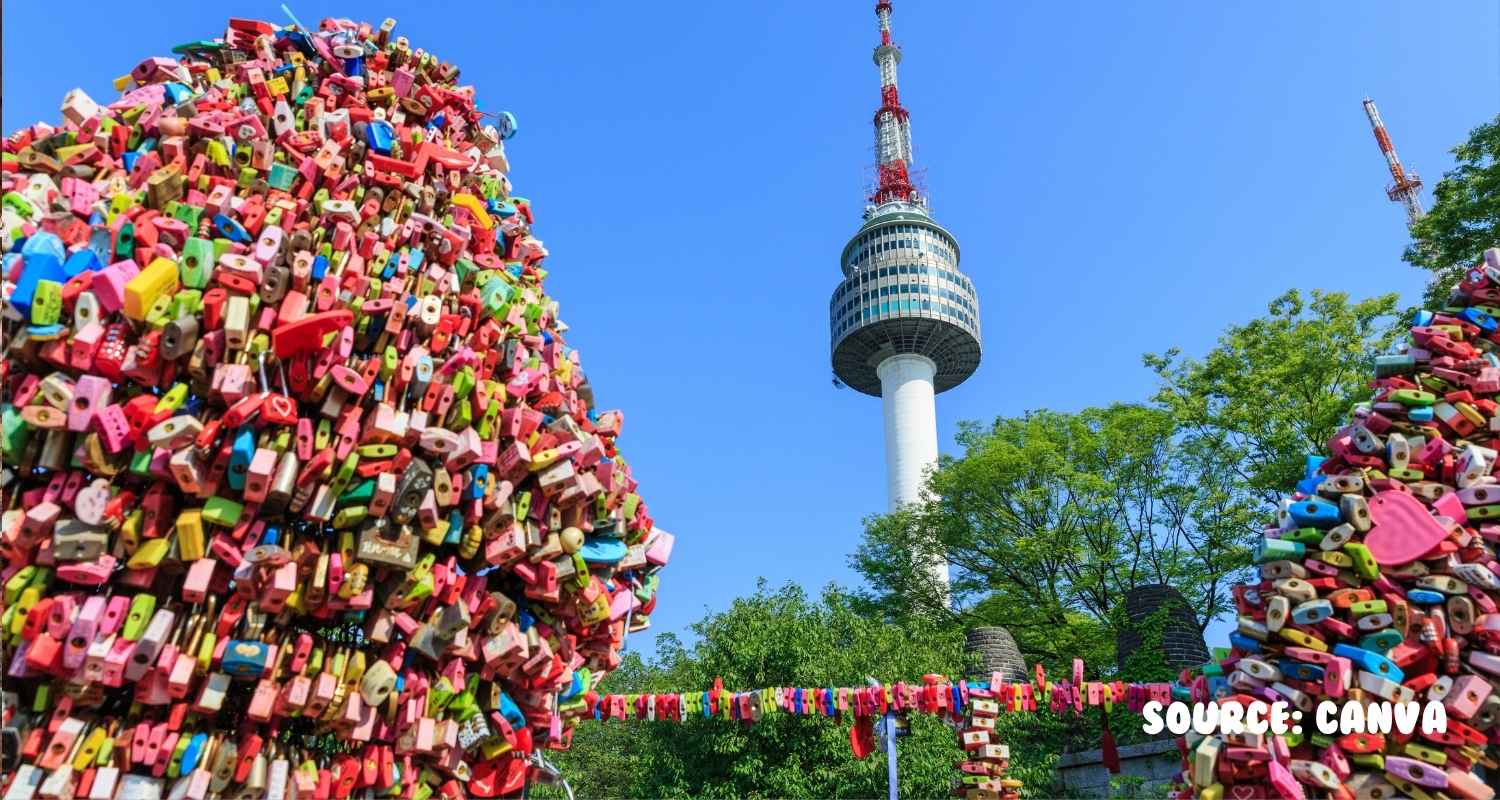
[1145,289,1402,507]
[849,403,1254,673]
[541,582,969,799]
[1404,114,1500,304]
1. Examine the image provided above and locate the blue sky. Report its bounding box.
[5,1,1499,661]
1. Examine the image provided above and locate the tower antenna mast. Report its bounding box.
[871,0,918,206]
[1363,97,1425,226]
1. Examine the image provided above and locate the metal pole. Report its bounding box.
[884,710,899,800]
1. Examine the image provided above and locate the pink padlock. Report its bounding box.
[169,448,206,495]
[261,561,298,612]
[19,502,61,548]
[1445,767,1496,800]
[183,558,216,603]
[55,555,117,586]
[90,259,140,313]
[63,596,105,670]
[69,321,104,370]
[1447,674,1492,719]
[100,636,135,687]
[95,404,133,453]
[243,448,277,503]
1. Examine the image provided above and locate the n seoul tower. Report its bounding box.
[829,0,981,588]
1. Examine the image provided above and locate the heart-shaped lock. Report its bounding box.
[73,478,112,526]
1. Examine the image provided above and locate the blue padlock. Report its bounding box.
[179,732,208,774]
[1288,497,1341,529]
[221,639,270,678]
[1407,588,1445,605]
[8,251,66,320]
[367,119,395,155]
[62,249,102,278]
[499,691,526,729]
[580,536,627,565]
[1462,306,1498,332]
[212,213,250,243]
[559,670,586,703]
[1291,599,1332,625]
[1229,632,1262,653]
[1332,643,1404,683]
[1278,660,1324,682]
[86,224,112,263]
[227,427,256,491]
[444,510,463,545]
[1295,456,1327,495]
[164,82,194,104]
[495,111,518,140]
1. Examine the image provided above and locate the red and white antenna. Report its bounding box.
[1363,97,1425,226]
[870,1,920,206]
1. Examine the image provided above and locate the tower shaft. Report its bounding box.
[879,354,939,512]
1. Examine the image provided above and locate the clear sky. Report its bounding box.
[5,1,1499,660]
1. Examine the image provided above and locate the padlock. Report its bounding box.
[0,18,679,799]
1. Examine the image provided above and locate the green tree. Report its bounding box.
[1403,114,1500,304]
[849,403,1254,674]
[542,582,968,799]
[1145,289,1402,507]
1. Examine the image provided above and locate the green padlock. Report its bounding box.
[1343,542,1379,580]
[121,593,157,641]
[179,237,215,287]
[1349,599,1388,616]
[1468,504,1500,520]
[31,279,61,325]
[202,496,244,527]
[114,221,136,260]
[1388,389,1436,407]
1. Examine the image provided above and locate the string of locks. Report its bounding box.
[575,665,1192,800]
[576,667,1183,727]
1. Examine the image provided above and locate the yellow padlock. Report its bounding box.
[7,586,41,637]
[175,508,205,562]
[123,256,180,320]
[128,538,172,570]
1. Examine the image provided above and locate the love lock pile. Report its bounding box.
[0,15,673,800]
[1180,249,1500,800]
[954,687,1021,800]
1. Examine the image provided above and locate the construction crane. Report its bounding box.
[1363,97,1425,227]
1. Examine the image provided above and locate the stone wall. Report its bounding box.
[964,626,1028,681]
[1054,739,1180,798]
[1115,584,1210,671]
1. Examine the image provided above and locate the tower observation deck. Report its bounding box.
[829,1,982,546]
